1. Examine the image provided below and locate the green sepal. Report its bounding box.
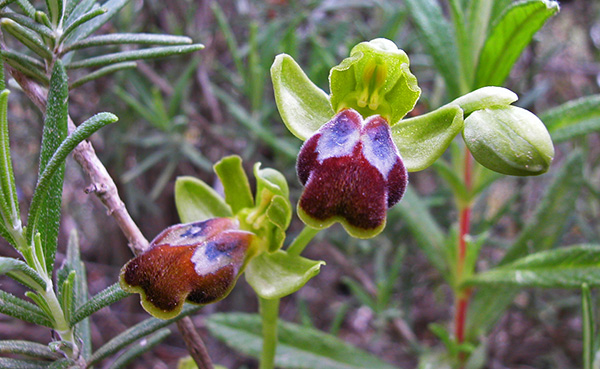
[450,86,518,116]
[245,250,324,300]
[391,104,464,171]
[214,155,253,214]
[271,54,334,140]
[463,105,554,176]
[174,176,232,224]
[329,38,421,124]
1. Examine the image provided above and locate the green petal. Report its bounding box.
[174,176,232,223]
[391,104,464,171]
[271,54,334,140]
[245,250,324,299]
[214,155,254,213]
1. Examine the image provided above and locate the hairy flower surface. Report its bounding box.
[120,218,256,319]
[297,109,407,238]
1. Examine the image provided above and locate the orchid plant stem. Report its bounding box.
[257,226,320,368]
[455,149,473,365]
[259,297,280,369]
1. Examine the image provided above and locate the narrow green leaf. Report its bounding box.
[0,0,18,10]
[14,0,35,18]
[62,0,129,44]
[71,283,130,325]
[465,245,600,288]
[0,89,20,230]
[540,94,600,143]
[0,257,46,290]
[404,0,462,97]
[392,186,447,276]
[391,104,464,171]
[475,0,559,88]
[0,12,54,39]
[63,0,95,26]
[59,270,75,324]
[213,156,254,214]
[432,160,469,203]
[341,277,376,311]
[465,0,494,72]
[27,113,118,261]
[88,304,201,366]
[583,283,594,369]
[59,7,107,44]
[0,290,53,327]
[46,359,74,369]
[1,19,53,60]
[65,44,204,69]
[70,61,137,89]
[65,33,193,51]
[27,61,69,275]
[206,313,398,369]
[46,0,64,27]
[174,176,232,224]
[245,250,324,300]
[271,53,334,140]
[0,50,48,84]
[210,1,244,78]
[0,357,50,369]
[108,329,171,369]
[0,340,60,360]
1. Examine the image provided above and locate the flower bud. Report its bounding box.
[463,105,554,176]
[329,38,421,124]
[120,218,256,319]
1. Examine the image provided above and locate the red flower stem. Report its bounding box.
[455,150,473,348]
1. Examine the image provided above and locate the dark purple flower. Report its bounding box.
[296,109,408,238]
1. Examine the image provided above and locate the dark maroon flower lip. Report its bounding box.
[120,218,256,319]
[296,108,408,238]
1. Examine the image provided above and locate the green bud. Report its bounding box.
[329,38,421,124]
[463,106,554,176]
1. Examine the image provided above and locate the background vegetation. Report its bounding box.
[1,0,599,368]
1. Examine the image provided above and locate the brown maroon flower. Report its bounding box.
[120,218,256,319]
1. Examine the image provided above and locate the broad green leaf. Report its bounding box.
[540,94,600,143]
[404,0,462,97]
[71,283,130,325]
[583,284,594,369]
[0,89,20,233]
[28,61,69,274]
[245,250,324,299]
[271,53,334,140]
[391,186,446,276]
[475,0,559,87]
[65,44,204,69]
[0,257,46,291]
[174,176,232,223]
[206,313,398,369]
[89,304,201,366]
[391,104,464,171]
[465,245,600,288]
[108,329,171,369]
[0,340,61,360]
[27,111,118,274]
[0,290,53,327]
[466,151,583,339]
[213,156,253,214]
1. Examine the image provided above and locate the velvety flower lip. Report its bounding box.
[296,108,408,238]
[120,218,256,319]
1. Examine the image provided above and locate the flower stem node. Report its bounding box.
[120,218,257,319]
[462,105,554,176]
[297,109,408,239]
